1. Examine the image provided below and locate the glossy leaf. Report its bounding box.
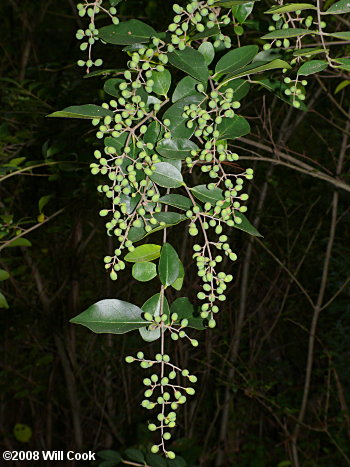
[145,453,167,467]
[232,2,255,22]
[325,0,350,14]
[222,59,291,81]
[333,58,350,71]
[0,269,10,281]
[159,243,180,286]
[265,3,316,13]
[168,48,209,83]
[47,104,113,119]
[261,28,314,39]
[198,42,215,65]
[215,45,258,75]
[217,115,251,140]
[144,121,163,144]
[219,79,250,101]
[150,162,183,188]
[70,299,149,334]
[159,194,193,211]
[99,20,157,45]
[191,185,223,205]
[152,69,171,96]
[124,449,145,464]
[139,293,170,342]
[128,212,187,243]
[124,244,161,262]
[172,77,201,103]
[38,195,52,213]
[157,138,198,160]
[234,212,262,237]
[0,292,9,309]
[170,298,206,330]
[132,262,157,282]
[172,261,185,291]
[164,94,203,137]
[298,60,328,76]
[254,77,307,111]
[103,78,123,97]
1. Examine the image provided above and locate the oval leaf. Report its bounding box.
[159,243,180,286]
[158,194,193,211]
[325,0,350,14]
[139,293,170,342]
[298,60,328,76]
[132,262,157,282]
[198,42,215,65]
[170,297,206,330]
[150,162,183,188]
[168,48,209,83]
[0,269,10,281]
[215,45,258,75]
[124,244,161,262]
[157,138,198,160]
[47,104,113,119]
[70,299,149,334]
[261,28,314,39]
[152,69,171,96]
[172,76,201,103]
[265,3,317,14]
[0,292,9,309]
[99,20,157,45]
[217,115,251,140]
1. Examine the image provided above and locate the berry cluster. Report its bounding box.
[125,351,197,458]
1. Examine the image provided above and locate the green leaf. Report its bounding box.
[191,185,223,205]
[124,244,161,262]
[298,60,328,76]
[132,262,157,282]
[167,457,187,467]
[38,195,52,213]
[128,212,187,243]
[168,48,209,83]
[222,59,291,81]
[159,194,193,211]
[139,293,170,342]
[170,298,206,330]
[5,238,32,248]
[152,69,171,96]
[0,269,10,281]
[69,299,149,334]
[145,453,167,467]
[265,3,317,13]
[150,162,183,188]
[261,28,314,39]
[47,104,113,119]
[104,78,123,97]
[217,115,251,140]
[191,186,262,236]
[144,121,163,144]
[164,94,203,137]
[99,20,157,45]
[325,0,350,14]
[254,77,307,111]
[98,450,122,464]
[232,2,255,23]
[335,80,350,94]
[159,243,180,286]
[234,212,262,236]
[333,58,350,71]
[215,0,258,5]
[172,77,201,103]
[125,449,145,464]
[172,261,185,291]
[219,79,250,101]
[326,31,350,40]
[293,47,326,57]
[191,23,220,40]
[0,292,9,309]
[215,45,258,75]
[157,138,198,160]
[198,42,215,65]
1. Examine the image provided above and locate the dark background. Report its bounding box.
[1,1,349,466]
